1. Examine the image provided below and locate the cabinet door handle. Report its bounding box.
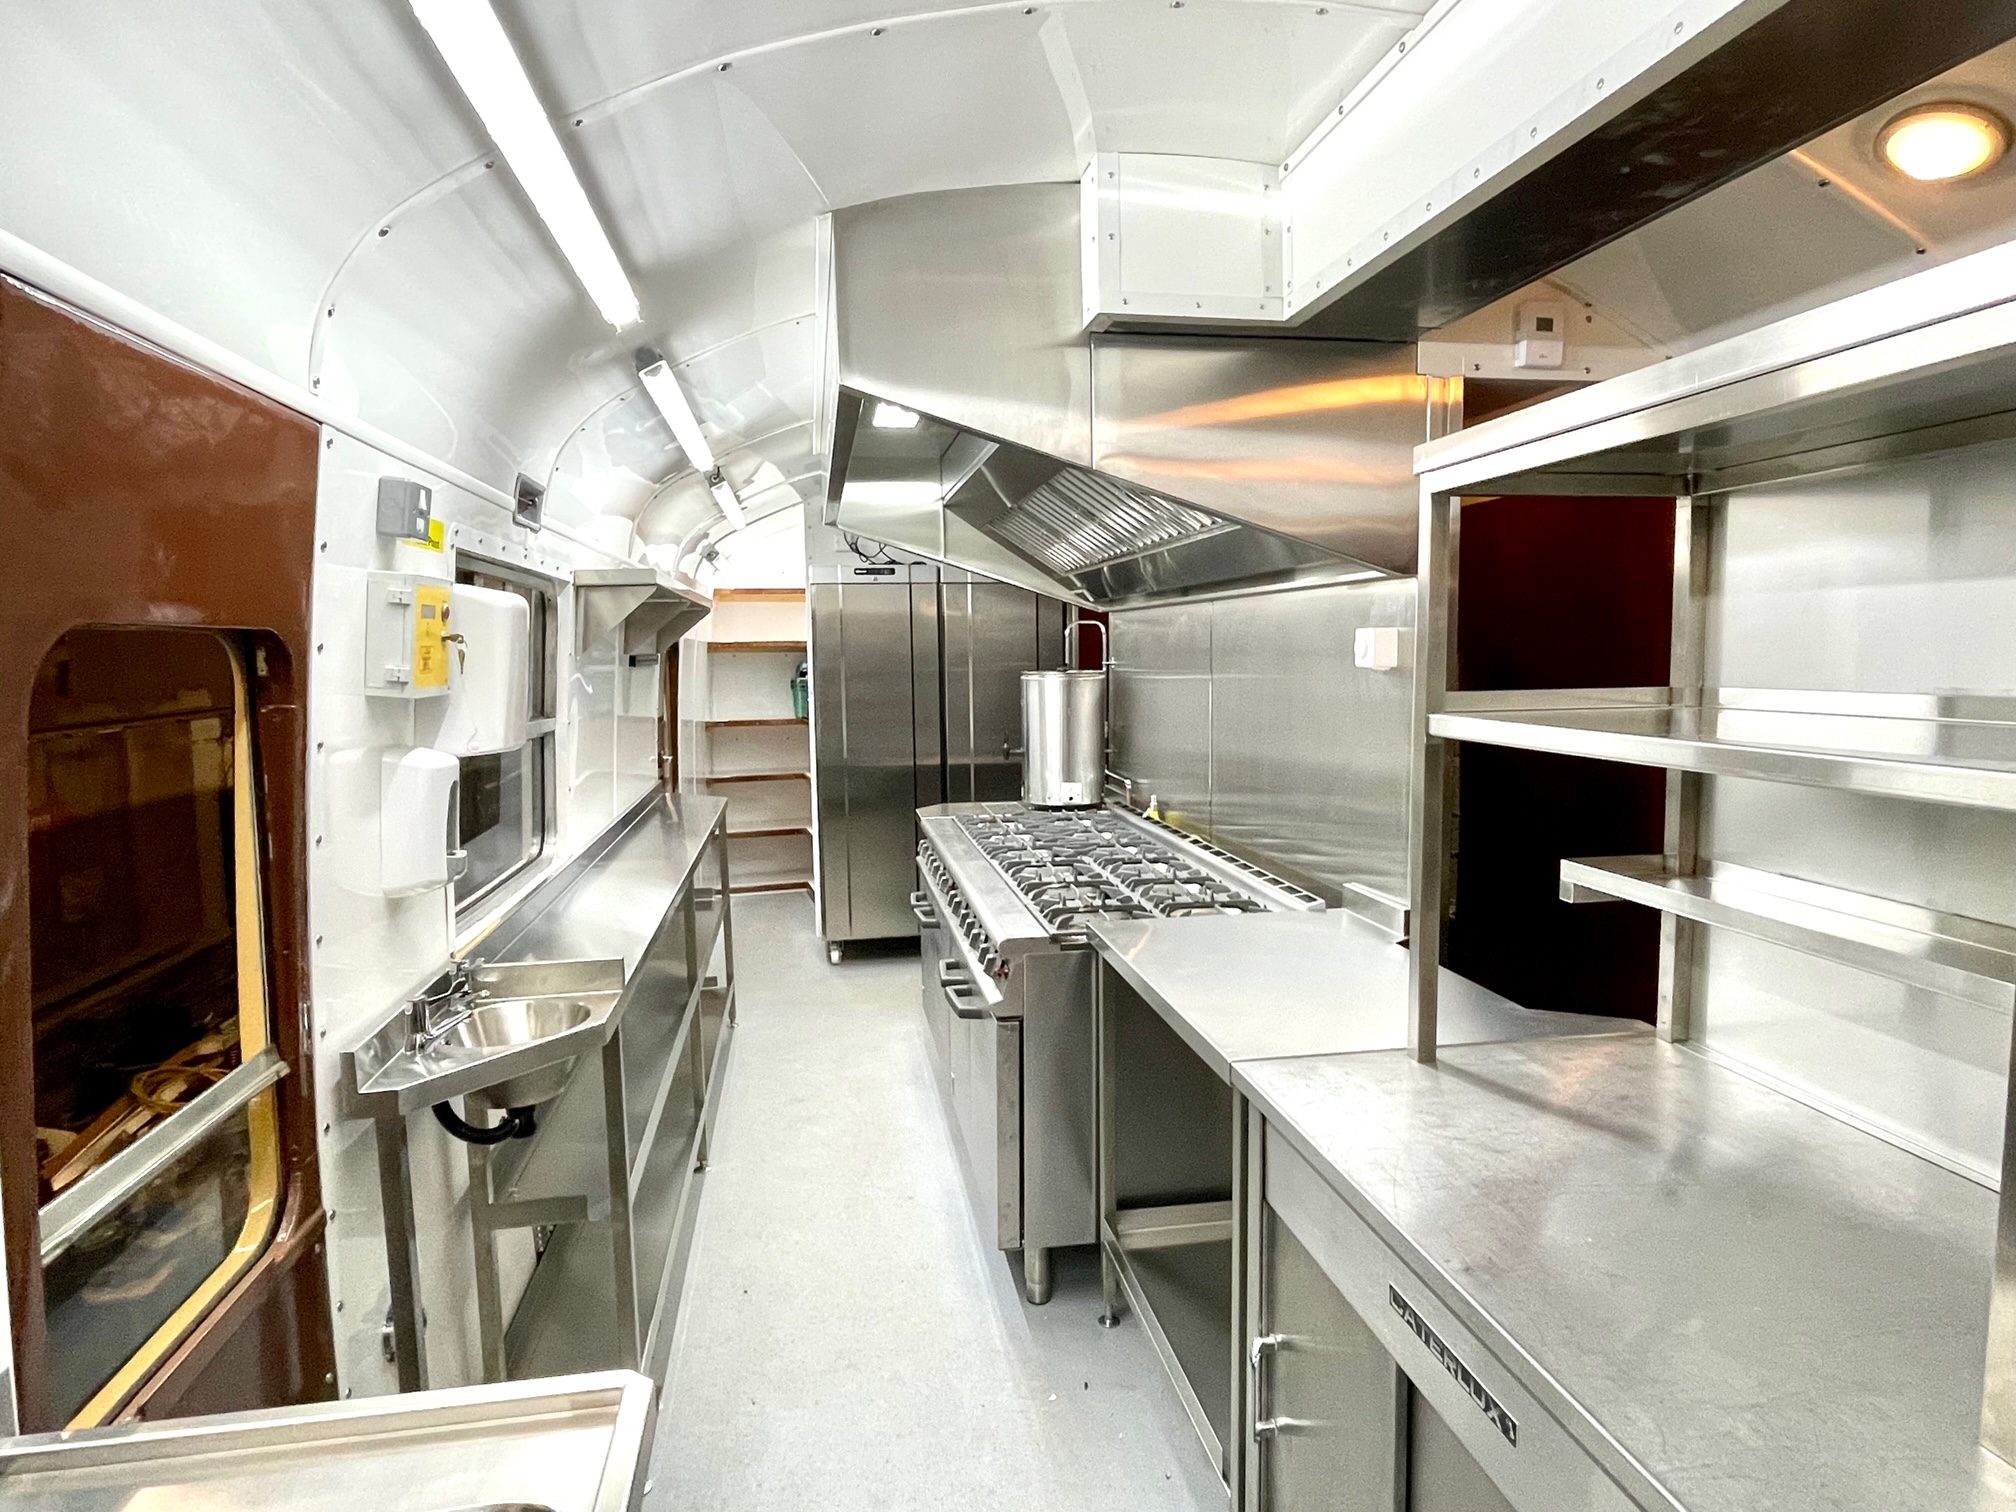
[946,982,990,1021]
[939,961,990,1021]
[1250,1333,1287,1442]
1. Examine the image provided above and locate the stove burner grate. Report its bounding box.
[959,806,1268,933]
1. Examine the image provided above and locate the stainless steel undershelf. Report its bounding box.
[1239,1037,2016,1512]
[1089,909,1641,1083]
[1560,855,2016,1011]
[0,1370,656,1512]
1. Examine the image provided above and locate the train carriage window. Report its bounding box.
[26,627,280,1425]
[454,560,558,913]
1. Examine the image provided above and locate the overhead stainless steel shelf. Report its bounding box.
[1415,240,2016,498]
[1429,689,2016,812]
[575,565,710,644]
[1560,855,2016,1012]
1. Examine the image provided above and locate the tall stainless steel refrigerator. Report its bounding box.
[810,562,1064,954]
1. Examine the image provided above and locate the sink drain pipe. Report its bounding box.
[433,1101,538,1144]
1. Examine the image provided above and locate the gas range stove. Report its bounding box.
[911,800,1323,1306]
[957,809,1272,932]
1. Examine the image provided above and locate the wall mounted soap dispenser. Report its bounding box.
[327,745,465,897]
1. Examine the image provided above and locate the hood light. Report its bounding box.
[870,402,921,429]
[1878,103,2009,182]
[410,0,641,327]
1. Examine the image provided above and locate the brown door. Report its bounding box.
[0,274,334,1428]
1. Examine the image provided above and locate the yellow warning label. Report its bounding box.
[406,518,446,552]
[412,582,452,689]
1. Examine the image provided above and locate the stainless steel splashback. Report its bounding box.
[1108,578,1416,922]
[828,185,1453,609]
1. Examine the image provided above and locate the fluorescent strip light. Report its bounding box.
[410,0,640,328]
[710,475,747,530]
[870,401,921,429]
[636,358,715,474]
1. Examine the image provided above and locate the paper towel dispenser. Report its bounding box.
[420,583,530,758]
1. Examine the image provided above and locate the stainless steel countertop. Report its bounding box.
[1089,910,1642,1081]
[482,788,726,974]
[347,787,726,1115]
[0,1369,655,1511]
[1239,1037,2016,1512]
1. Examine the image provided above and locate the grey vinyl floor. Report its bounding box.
[645,891,1225,1512]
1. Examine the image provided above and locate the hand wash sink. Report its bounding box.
[345,956,627,1117]
[441,996,598,1108]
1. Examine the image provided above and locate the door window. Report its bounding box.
[27,627,281,1424]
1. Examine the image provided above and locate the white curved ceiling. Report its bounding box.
[0,0,1432,551]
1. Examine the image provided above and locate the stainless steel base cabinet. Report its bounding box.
[1247,1205,1515,1512]
[1248,1207,1405,1511]
[1253,1118,1638,1512]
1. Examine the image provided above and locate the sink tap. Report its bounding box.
[408,959,484,1053]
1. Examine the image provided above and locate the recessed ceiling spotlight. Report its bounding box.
[870,401,921,430]
[1878,102,2010,183]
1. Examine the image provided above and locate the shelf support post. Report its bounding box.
[1407,483,1458,1063]
[1985,1049,2016,1462]
[1658,496,1711,1042]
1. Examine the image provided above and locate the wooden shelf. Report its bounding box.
[1560,855,2016,1012]
[713,588,806,602]
[707,640,806,653]
[732,880,812,896]
[727,826,812,840]
[704,717,806,729]
[703,770,810,785]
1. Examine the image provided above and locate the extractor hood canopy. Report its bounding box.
[826,387,1372,610]
[828,188,1450,609]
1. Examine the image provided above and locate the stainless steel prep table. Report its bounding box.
[0,1369,656,1512]
[353,786,736,1388]
[1238,1036,2016,1512]
[1092,910,1632,1081]
[1086,909,1642,1494]
[479,789,730,972]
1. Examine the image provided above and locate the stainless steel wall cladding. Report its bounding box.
[1108,577,1415,915]
[828,184,1448,609]
[1692,438,2016,1186]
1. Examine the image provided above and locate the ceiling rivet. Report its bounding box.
[717,61,731,72]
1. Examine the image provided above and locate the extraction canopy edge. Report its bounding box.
[826,187,1443,610]
[826,357,1434,612]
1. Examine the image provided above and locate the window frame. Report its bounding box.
[452,556,561,919]
[28,630,283,1427]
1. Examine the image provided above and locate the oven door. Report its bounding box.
[941,957,1021,1251]
[911,881,951,1077]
